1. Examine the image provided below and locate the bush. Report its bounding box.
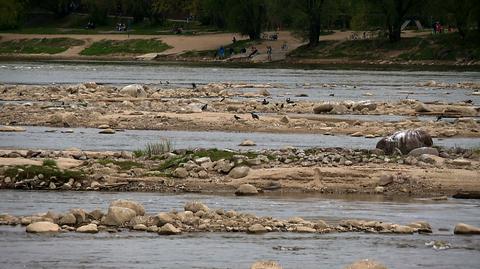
[42,159,57,167]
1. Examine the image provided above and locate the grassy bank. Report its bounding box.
[80,39,171,56]
[289,33,480,61]
[0,38,84,54]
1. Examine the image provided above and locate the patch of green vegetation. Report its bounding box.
[0,38,84,54]
[289,33,480,61]
[4,165,84,183]
[80,39,172,56]
[97,159,144,170]
[42,159,57,167]
[134,139,173,158]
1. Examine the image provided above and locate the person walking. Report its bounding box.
[267,46,272,61]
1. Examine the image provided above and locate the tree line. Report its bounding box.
[1,0,479,45]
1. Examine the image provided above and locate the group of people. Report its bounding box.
[116,23,128,32]
[214,35,289,61]
[432,22,454,34]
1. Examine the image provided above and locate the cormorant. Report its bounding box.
[251,112,260,120]
[262,99,269,105]
[234,115,241,120]
[201,104,208,111]
[286,98,294,104]
[192,83,197,89]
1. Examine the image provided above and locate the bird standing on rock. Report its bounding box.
[201,104,208,111]
[251,112,260,120]
[234,115,241,120]
[262,99,269,105]
[286,98,295,104]
[192,83,197,89]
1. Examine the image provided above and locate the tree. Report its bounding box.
[199,0,228,28]
[367,0,422,42]
[294,0,327,47]
[228,0,267,40]
[443,0,478,38]
[36,0,74,18]
[82,0,113,25]
[0,0,25,29]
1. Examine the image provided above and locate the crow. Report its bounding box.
[234,115,241,120]
[192,83,197,89]
[329,93,335,97]
[220,97,226,102]
[280,103,284,109]
[262,99,269,105]
[286,98,295,104]
[201,104,208,111]
[251,112,260,120]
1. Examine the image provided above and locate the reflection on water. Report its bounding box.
[0,190,479,269]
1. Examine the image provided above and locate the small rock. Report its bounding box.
[235,184,258,196]
[99,129,116,134]
[173,167,189,178]
[415,102,432,113]
[49,182,56,190]
[0,126,26,132]
[228,166,250,179]
[239,140,256,147]
[454,223,480,234]
[374,186,385,193]
[184,201,209,213]
[58,213,77,226]
[158,223,181,235]
[280,116,290,124]
[295,226,317,233]
[451,158,471,166]
[408,147,439,157]
[26,222,60,233]
[378,174,393,186]
[247,224,268,234]
[344,259,388,269]
[194,157,211,164]
[133,224,148,231]
[76,224,98,233]
[110,200,145,216]
[250,261,283,269]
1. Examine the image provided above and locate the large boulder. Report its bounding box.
[344,260,388,269]
[110,200,145,216]
[454,223,480,234]
[102,206,137,226]
[352,101,377,111]
[313,103,334,114]
[228,166,251,179]
[120,84,147,98]
[247,224,268,234]
[235,184,258,196]
[154,213,175,226]
[414,102,432,113]
[58,213,77,226]
[376,129,433,155]
[26,222,60,233]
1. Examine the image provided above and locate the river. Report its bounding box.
[1,62,479,103]
[0,190,479,269]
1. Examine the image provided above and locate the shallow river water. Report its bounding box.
[0,126,479,151]
[1,62,479,103]
[0,190,479,269]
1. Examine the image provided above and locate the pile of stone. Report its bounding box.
[2,200,478,236]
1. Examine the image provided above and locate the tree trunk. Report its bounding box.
[388,20,402,42]
[308,22,321,47]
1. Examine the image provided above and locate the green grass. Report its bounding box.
[134,139,173,158]
[0,38,84,54]
[289,33,480,61]
[4,165,84,183]
[42,159,57,167]
[80,39,172,56]
[97,159,144,170]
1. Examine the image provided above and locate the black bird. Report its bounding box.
[251,112,260,120]
[463,99,473,104]
[192,83,197,89]
[262,99,269,105]
[436,116,443,122]
[166,81,170,85]
[329,93,335,97]
[201,104,208,111]
[234,115,241,120]
[286,98,295,104]
[220,97,226,102]
[280,103,284,109]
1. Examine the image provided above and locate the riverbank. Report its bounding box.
[0,145,478,197]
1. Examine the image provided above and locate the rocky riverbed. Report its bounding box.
[0,83,479,137]
[2,199,479,237]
